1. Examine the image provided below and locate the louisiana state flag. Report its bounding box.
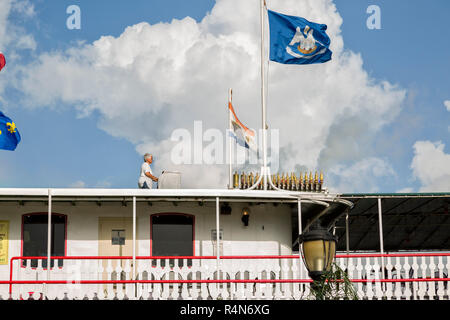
[268,10,332,65]
[228,102,257,151]
[0,111,21,151]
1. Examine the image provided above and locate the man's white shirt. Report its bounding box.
[138,162,154,188]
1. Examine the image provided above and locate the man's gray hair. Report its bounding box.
[143,153,152,161]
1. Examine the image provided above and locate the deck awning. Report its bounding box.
[335,193,450,251]
[0,188,353,207]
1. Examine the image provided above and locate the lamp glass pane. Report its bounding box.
[303,240,326,272]
[325,241,336,271]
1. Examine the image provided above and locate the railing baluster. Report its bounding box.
[384,256,393,300]
[161,259,170,300]
[106,259,114,300]
[393,256,402,300]
[373,258,383,299]
[411,256,420,300]
[365,259,374,300]
[445,256,450,298]
[291,259,301,299]
[136,259,143,300]
[34,259,44,299]
[436,256,445,299]
[402,257,412,300]
[190,260,199,300]
[152,259,162,300]
[96,259,104,300]
[281,259,291,299]
[124,259,133,300]
[86,259,96,300]
[427,257,436,300]
[355,257,364,299]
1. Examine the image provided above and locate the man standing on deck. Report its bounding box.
[138,153,158,189]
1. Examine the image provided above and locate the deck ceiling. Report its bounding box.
[336,194,450,252]
[292,193,450,252]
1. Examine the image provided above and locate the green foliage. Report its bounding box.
[308,262,359,300]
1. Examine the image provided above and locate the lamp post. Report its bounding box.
[298,223,337,299]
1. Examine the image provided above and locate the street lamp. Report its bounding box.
[298,224,337,281]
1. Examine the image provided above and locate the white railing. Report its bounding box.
[1,253,449,300]
[337,253,450,300]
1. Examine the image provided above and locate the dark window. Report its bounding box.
[151,214,193,267]
[22,214,66,268]
[111,229,125,245]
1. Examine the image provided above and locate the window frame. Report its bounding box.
[20,212,67,269]
[150,212,195,257]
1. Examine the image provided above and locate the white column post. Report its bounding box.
[46,188,52,294]
[216,197,220,261]
[215,197,221,287]
[260,0,268,190]
[345,208,350,267]
[298,199,303,279]
[132,196,136,279]
[132,196,136,299]
[377,197,385,280]
[228,89,233,189]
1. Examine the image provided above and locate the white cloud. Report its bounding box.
[69,180,112,189]
[0,0,35,50]
[411,141,450,192]
[11,0,34,17]
[13,0,406,189]
[136,137,229,188]
[444,100,450,112]
[445,101,450,132]
[95,180,112,188]
[396,187,414,193]
[0,0,36,103]
[69,180,86,188]
[15,34,36,50]
[326,157,395,193]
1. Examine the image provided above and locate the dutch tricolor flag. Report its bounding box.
[228,102,257,152]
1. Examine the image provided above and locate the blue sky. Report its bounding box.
[333,0,450,192]
[0,0,449,192]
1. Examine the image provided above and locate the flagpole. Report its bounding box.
[260,0,268,190]
[228,88,233,189]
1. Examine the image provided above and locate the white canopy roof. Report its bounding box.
[0,188,353,207]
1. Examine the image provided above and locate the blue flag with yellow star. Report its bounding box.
[0,111,21,151]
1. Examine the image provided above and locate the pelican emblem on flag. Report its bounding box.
[286,26,327,59]
[268,10,332,65]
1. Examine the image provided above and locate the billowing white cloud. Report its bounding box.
[0,0,36,104]
[0,0,35,50]
[411,141,450,192]
[12,0,406,190]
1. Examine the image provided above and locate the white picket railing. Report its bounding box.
[338,253,450,300]
[1,253,449,300]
